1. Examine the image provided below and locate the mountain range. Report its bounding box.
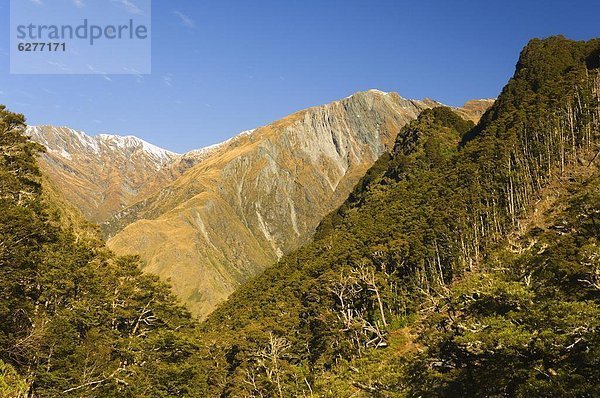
[2,35,599,397]
[28,92,493,318]
[27,126,183,223]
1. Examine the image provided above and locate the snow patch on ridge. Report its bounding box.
[367,89,389,95]
[344,89,390,100]
[185,128,257,159]
[28,124,265,170]
[27,125,179,166]
[96,134,179,163]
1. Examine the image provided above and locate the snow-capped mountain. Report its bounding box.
[96,134,178,167]
[27,126,184,222]
[26,125,259,224]
[29,126,179,168]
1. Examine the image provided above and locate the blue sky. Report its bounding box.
[0,0,598,153]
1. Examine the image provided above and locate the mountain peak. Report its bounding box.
[26,125,184,222]
[28,126,179,164]
[343,89,391,100]
[96,133,180,160]
[106,91,438,318]
[366,89,389,95]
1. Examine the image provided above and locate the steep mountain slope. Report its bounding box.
[193,36,600,397]
[100,128,258,237]
[106,91,438,318]
[27,126,187,223]
[402,164,600,397]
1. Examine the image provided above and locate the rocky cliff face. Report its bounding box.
[106,90,437,318]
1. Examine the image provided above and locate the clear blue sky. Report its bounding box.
[0,0,598,153]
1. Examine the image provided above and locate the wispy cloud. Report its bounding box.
[173,10,196,28]
[30,0,43,5]
[87,64,112,81]
[78,93,93,103]
[72,0,84,7]
[163,73,173,87]
[0,91,5,96]
[47,60,71,72]
[111,0,143,15]
[123,67,144,83]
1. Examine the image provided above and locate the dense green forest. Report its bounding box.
[195,36,600,397]
[1,36,599,397]
[0,107,202,396]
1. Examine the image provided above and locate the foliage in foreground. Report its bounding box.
[406,171,600,397]
[0,105,201,397]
